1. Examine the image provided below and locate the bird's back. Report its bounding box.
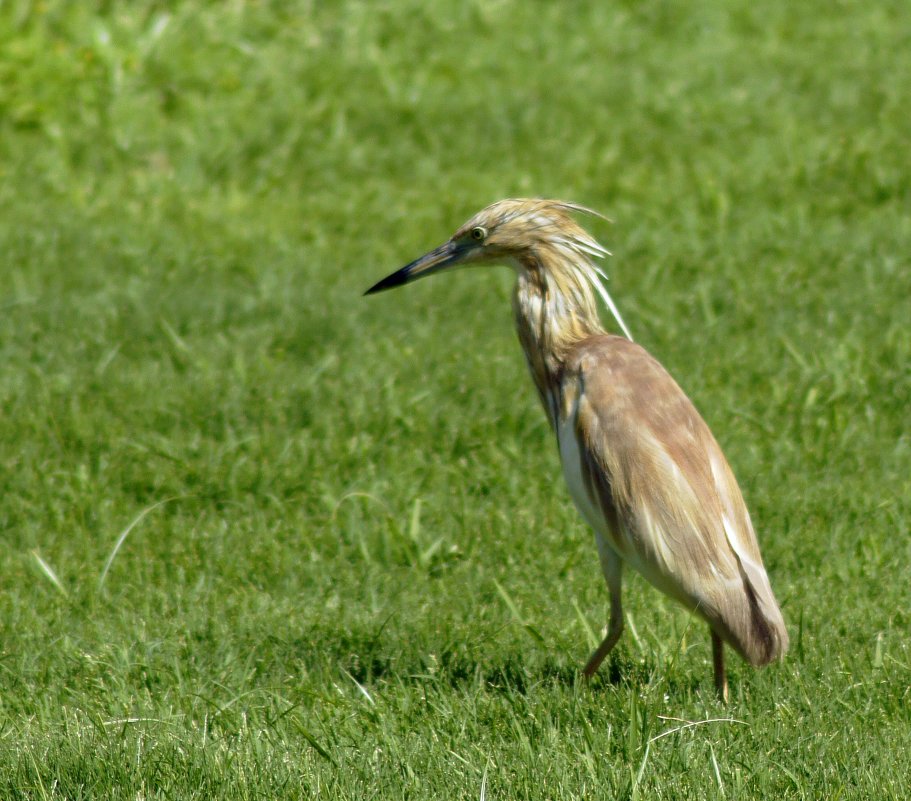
[557,334,788,666]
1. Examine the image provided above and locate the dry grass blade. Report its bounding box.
[98,497,182,591]
[341,668,376,706]
[648,716,748,744]
[31,550,68,597]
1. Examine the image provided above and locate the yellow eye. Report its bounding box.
[470,226,487,241]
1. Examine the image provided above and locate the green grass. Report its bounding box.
[1,1,910,797]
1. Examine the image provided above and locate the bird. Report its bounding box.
[365,198,788,700]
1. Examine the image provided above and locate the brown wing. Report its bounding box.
[562,335,788,665]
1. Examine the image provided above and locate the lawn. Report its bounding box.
[1,1,909,798]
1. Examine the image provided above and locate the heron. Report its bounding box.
[365,198,788,700]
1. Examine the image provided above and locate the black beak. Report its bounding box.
[364,240,463,295]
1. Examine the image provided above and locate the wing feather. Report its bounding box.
[561,335,788,665]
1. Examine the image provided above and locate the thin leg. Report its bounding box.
[711,629,729,703]
[583,548,623,678]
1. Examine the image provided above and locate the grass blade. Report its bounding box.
[98,497,181,591]
[31,550,68,598]
[648,717,748,744]
[710,743,725,797]
[572,598,598,649]
[493,579,545,644]
[289,717,338,767]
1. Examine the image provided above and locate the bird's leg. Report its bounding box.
[583,550,623,678]
[711,629,729,703]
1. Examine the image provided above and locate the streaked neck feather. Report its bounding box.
[512,243,628,425]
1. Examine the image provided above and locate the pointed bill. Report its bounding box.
[364,240,462,295]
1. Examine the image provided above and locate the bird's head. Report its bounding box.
[364,198,608,295]
[365,198,633,340]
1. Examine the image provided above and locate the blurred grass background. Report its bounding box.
[1,1,909,798]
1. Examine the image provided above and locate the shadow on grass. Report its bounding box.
[278,624,707,696]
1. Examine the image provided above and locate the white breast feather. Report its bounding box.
[557,411,602,534]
